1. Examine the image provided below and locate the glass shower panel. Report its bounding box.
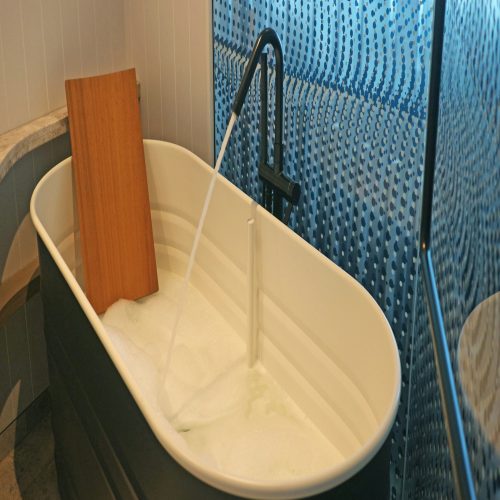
[406,1,500,498]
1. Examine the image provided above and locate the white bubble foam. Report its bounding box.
[101,267,342,481]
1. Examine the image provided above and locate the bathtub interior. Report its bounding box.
[32,139,400,493]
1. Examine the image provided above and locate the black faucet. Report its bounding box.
[231,28,300,224]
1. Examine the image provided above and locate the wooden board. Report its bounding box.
[65,68,158,314]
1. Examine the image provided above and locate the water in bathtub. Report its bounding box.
[101,267,343,481]
[100,113,342,481]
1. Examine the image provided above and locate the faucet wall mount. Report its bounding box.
[231,28,300,223]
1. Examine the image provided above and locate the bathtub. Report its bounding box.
[31,140,400,499]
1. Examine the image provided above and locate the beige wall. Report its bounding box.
[0,0,130,437]
[0,0,214,299]
[0,0,214,158]
[0,0,127,135]
[0,0,214,436]
[0,0,129,316]
[124,0,214,164]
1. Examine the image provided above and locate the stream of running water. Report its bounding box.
[158,113,238,384]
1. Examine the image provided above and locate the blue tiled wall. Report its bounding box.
[213,1,500,498]
[213,1,433,497]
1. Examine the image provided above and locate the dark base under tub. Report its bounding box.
[39,237,390,500]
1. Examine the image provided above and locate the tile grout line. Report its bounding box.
[22,301,35,403]
[11,153,25,285]
[157,0,164,140]
[75,0,83,76]
[187,0,193,151]
[1,324,13,392]
[38,0,51,111]
[171,0,178,143]
[108,0,115,72]
[18,0,32,120]
[2,324,14,432]
[0,22,12,132]
[92,0,99,73]
[142,0,150,137]
[57,0,67,79]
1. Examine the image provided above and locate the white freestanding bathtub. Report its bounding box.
[31,140,400,499]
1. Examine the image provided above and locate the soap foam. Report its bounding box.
[101,267,342,481]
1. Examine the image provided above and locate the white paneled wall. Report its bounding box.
[0,0,127,135]
[0,0,214,436]
[124,0,214,164]
[0,0,213,159]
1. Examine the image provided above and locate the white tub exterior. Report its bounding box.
[31,140,400,499]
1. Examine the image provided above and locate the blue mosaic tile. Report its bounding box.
[213,2,433,497]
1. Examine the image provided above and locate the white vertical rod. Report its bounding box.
[247,218,257,367]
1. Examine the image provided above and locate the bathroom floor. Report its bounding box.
[0,416,60,500]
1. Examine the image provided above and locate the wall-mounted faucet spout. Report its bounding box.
[231,28,300,223]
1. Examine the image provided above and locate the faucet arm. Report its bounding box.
[231,28,283,160]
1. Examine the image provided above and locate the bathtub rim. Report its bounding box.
[31,139,401,499]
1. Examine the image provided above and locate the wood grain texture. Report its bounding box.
[65,68,158,314]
